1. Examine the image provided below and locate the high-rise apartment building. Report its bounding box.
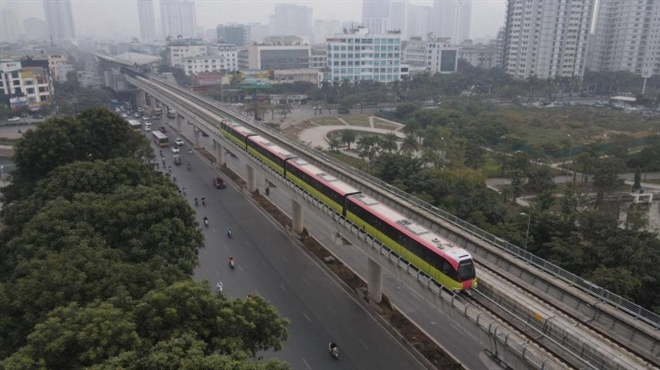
[326,27,407,82]
[248,22,270,44]
[23,18,48,41]
[269,4,313,42]
[363,0,391,35]
[161,0,197,39]
[42,0,76,42]
[407,4,432,40]
[504,0,595,79]
[433,0,472,44]
[390,1,409,38]
[0,7,21,42]
[588,0,660,77]
[137,0,157,42]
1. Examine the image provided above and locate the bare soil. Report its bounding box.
[218,165,463,370]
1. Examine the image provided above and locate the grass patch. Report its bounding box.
[343,117,371,127]
[0,138,19,145]
[311,117,344,126]
[324,150,369,171]
[373,121,401,130]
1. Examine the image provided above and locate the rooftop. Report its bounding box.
[94,52,161,66]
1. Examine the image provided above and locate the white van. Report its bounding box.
[143,122,152,132]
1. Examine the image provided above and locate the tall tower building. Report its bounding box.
[407,5,432,40]
[0,7,21,42]
[137,0,157,42]
[588,0,660,77]
[433,0,472,44]
[161,0,197,39]
[363,0,391,35]
[269,4,313,42]
[390,1,409,38]
[504,0,595,80]
[42,0,76,42]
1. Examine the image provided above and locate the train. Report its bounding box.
[121,67,477,292]
[219,119,477,293]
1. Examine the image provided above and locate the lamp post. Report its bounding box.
[566,134,574,172]
[0,165,4,186]
[440,136,446,168]
[521,212,531,251]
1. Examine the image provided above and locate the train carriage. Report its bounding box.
[247,136,297,175]
[220,120,256,149]
[345,193,476,292]
[286,158,361,214]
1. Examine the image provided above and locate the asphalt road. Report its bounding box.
[147,127,426,370]
[166,116,493,370]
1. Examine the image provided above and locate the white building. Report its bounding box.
[54,62,74,82]
[588,0,660,77]
[77,70,102,88]
[0,59,53,108]
[239,44,311,70]
[433,0,472,44]
[309,46,328,70]
[426,39,459,74]
[168,42,208,67]
[161,0,197,39]
[402,38,427,73]
[504,0,595,80]
[182,44,238,75]
[326,27,407,82]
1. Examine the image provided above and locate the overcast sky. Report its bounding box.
[8,0,506,41]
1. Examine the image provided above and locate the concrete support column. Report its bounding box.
[367,258,383,304]
[246,164,256,193]
[292,200,304,234]
[214,140,225,166]
[176,114,182,133]
[194,126,201,147]
[137,91,145,107]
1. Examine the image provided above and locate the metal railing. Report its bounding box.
[141,74,660,329]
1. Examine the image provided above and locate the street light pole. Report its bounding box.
[0,165,4,186]
[520,212,531,250]
[566,134,574,172]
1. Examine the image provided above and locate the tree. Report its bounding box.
[592,157,625,193]
[632,167,642,191]
[381,133,399,153]
[327,136,340,152]
[464,144,486,170]
[340,129,357,150]
[400,133,419,156]
[510,169,525,201]
[276,104,292,118]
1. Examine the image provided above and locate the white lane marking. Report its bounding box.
[301,357,311,369]
[283,256,289,263]
[238,265,244,272]
[302,312,311,322]
[214,270,219,277]
[261,260,266,266]
[328,306,336,314]
[302,277,310,286]
[280,284,287,292]
[359,339,369,350]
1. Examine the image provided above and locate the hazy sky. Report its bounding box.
[8,0,506,40]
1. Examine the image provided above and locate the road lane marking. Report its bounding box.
[280,284,287,292]
[360,339,369,350]
[301,357,311,369]
[302,312,311,322]
[328,306,336,314]
[261,260,266,266]
[282,256,289,263]
[302,277,309,286]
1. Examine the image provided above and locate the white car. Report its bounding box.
[7,116,21,122]
[174,138,185,146]
[171,146,180,153]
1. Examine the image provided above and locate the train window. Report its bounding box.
[457,261,475,280]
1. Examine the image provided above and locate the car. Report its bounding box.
[174,138,185,146]
[200,130,209,137]
[7,116,21,122]
[32,114,44,119]
[212,177,226,189]
[171,146,180,153]
[337,107,350,114]
[134,112,141,118]
[159,126,167,133]
[173,154,181,165]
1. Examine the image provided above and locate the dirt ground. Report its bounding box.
[218,164,463,370]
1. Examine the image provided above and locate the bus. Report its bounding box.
[152,131,169,147]
[128,119,142,132]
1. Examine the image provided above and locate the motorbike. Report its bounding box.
[226,227,232,239]
[187,164,191,171]
[202,198,206,206]
[329,343,339,360]
[203,217,209,227]
[194,198,198,207]
[229,258,235,269]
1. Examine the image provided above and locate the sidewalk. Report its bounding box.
[297,125,406,149]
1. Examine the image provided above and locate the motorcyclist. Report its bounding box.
[226,226,232,238]
[188,148,192,154]
[194,197,198,206]
[229,257,235,268]
[203,216,209,226]
[201,196,206,206]
[187,163,191,171]
[329,342,338,358]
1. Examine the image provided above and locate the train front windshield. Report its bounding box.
[457,260,476,281]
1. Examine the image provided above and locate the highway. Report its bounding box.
[147,129,429,370]
[161,120,499,370]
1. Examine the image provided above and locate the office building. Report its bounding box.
[310,46,328,70]
[426,38,459,74]
[588,0,660,77]
[182,44,238,75]
[217,24,250,46]
[363,0,391,35]
[42,0,76,42]
[239,44,311,70]
[161,0,197,39]
[407,5,432,39]
[433,0,471,44]
[248,22,270,44]
[269,4,313,42]
[326,27,407,82]
[0,59,53,108]
[504,0,595,79]
[23,18,48,41]
[459,34,504,69]
[137,0,157,42]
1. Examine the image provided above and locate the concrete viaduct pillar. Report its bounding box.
[214,140,225,166]
[245,164,256,193]
[193,126,201,147]
[176,114,182,133]
[292,200,304,234]
[367,258,383,304]
[138,91,146,107]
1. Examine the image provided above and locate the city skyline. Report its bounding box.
[1,0,506,41]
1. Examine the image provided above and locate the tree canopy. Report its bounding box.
[0,108,290,369]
